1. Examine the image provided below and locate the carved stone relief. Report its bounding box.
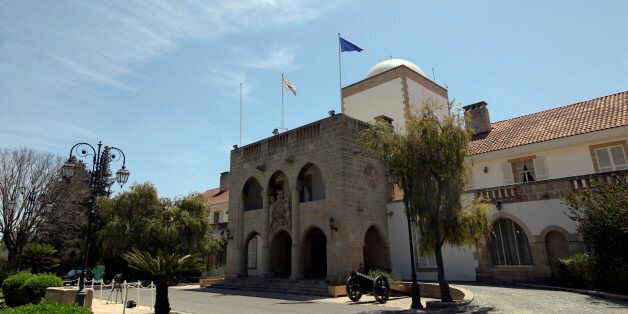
[269,190,291,231]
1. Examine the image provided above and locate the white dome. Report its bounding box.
[366,59,425,78]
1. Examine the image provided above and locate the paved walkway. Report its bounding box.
[96,283,628,313]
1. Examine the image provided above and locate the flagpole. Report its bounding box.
[281,74,285,131]
[338,33,342,110]
[239,82,243,146]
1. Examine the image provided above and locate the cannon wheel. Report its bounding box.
[346,274,362,302]
[372,276,390,304]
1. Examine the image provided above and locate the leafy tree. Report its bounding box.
[97,182,218,279]
[21,242,60,274]
[35,162,91,271]
[563,174,628,292]
[361,101,493,302]
[124,248,202,314]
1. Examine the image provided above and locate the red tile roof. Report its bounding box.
[469,91,628,155]
[202,188,229,205]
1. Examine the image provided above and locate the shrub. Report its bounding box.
[2,272,63,307]
[202,265,225,279]
[555,253,594,289]
[0,300,91,313]
[21,243,60,274]
[0,258,11,286]
[367,269,401,282]
[563,177,628,293]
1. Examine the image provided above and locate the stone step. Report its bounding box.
[209,279,330,296]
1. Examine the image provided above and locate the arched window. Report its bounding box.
[242,178,263,211]
[490,218,533,266]
[298,163,325,202]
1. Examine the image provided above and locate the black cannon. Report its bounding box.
[345,270,390,304]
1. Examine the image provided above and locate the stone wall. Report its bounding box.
[226,114,391,281]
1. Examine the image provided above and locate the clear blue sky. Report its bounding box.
[1,1,627,197]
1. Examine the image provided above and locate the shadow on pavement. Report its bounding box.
[181,286,328,301]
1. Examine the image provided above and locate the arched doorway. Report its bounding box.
[242,178,263,211]
[363,226,390,272]
[244,232,263,277]
[271,230,292,278]
[303,227,327,278]
[545,231,570,270]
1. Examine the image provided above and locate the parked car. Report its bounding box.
[62,269,93,286]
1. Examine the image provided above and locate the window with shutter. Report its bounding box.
[532,157,548,181]
[610,146,628,170]
[595,145,627,172]
[501,163,515,185]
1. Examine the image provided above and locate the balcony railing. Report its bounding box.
[470,170,627,204]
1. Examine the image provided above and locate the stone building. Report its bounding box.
[225,115,392,280]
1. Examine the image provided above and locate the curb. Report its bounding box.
[517,283,628,301]
[425,285,474,309]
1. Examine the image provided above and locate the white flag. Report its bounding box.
[282,78,297,96]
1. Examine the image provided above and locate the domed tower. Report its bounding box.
[341,59,449,131]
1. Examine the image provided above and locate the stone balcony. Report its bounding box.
[469,169,627,204]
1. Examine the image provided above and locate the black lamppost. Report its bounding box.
[385,171,422,309]
[62,142,130,306]
[4,187,53,271]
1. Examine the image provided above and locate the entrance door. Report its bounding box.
[304,228,327,278]
[271,231,292,278]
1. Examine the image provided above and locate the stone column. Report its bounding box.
[238,196,246,276]
[226,195,244,278]
[261,192,272,277]
[290,186,302,279]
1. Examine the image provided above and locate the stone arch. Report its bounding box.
[242,177,263,211]
[297,163,326,202]
[490,211,535,241]
[243,231,263,276]
[489,218,534,266]
[301,225,327,278]
[363,225,391,272]
[270,229,292,278]
[542,226,571,268]
[268,170,291,200]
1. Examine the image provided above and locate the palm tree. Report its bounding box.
[123,248,202,314]
[21,242,60,274]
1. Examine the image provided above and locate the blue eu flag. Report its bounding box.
[339,36,364,52]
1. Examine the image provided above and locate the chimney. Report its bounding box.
[463,101,491,135]
[219,171,230,192]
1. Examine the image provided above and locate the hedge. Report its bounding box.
[1,272,63,307]
[0,300,91,313]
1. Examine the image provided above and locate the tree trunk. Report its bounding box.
[434,243,452,302]
[3,232,17,266]
[154,283,170,314]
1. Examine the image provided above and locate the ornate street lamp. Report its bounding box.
[63,141,129,306]
[386,170,422,309]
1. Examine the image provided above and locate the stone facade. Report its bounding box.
[226,114,392,280]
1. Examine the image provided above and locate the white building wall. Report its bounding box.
[343,78,405,130]
[468,132,628,190]
[386,202,477,281]
[500,199,576,235]
[406,78,449,120]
